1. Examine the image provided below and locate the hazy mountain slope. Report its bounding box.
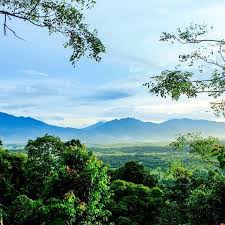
[0,112,80,143]
[0,112,225,144]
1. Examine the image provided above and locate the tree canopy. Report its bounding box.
[144,23,225,116]
[0,135,111,225]
[109,180,163,225]
[2,136,225,224]
[0,0,105,64]
[111,161,157,187]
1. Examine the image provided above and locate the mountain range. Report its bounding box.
[0,112,225,144]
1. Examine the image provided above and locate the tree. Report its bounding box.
[108,180,163,225]
[1,135,111,225]
[24,134,65,197]
[112,161,157,188]
[65,139,82,148]
[0,148,27,207]
[158,162,225,225]
[0,0,105,65]
[159,163,193,225]
[144,23,225,116]
[187,173,225,225]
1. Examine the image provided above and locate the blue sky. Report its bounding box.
[1,0,225,127]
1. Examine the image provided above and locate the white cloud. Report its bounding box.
[23,69,49,77]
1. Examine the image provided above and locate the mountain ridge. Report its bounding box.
[0,112,225,144]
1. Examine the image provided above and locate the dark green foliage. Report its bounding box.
[65,139,83,148]
[109,180,163,225]
[2,134,225,224]
[0,135,110,225]
[187,173,225,225]
[72,141,225,225]
[112,161,158,187]
[0,0,105,64]
[159,164,193,224]
[0,149,27,207]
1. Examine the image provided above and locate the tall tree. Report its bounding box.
[144,23,225,116]
[0,0,105,64]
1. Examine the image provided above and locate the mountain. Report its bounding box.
[0,112,80,143]
[0,112,225,144]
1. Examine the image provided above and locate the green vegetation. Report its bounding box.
[2,134,225,224]
[6,143,204,170]
[92,144,204,169]
[0,135,110,225]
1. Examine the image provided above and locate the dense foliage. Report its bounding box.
[0,135,110,225]
[108,162,163,225]
[1,135,225,224]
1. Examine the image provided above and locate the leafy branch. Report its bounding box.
[0,0,105,64]
[145,23,225,116]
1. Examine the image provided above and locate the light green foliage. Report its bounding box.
[0,0,105,64]
[145,23,225,116]
[24,135,65,197]
[144,70,198,100]
[9,194,78,225]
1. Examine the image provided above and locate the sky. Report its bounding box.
[1,0,225,128]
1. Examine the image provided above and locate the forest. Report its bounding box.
[1,134,225,225]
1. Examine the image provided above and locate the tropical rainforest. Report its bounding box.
[1,134,225,225]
